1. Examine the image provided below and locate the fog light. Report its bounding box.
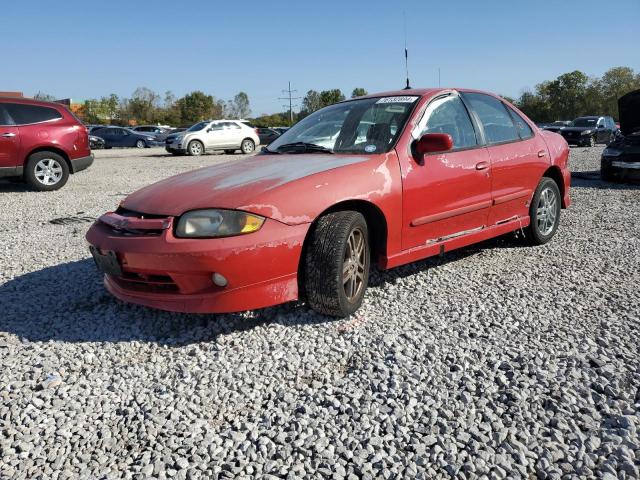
[212,273,228,287]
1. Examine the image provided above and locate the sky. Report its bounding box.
[2,0,638,116]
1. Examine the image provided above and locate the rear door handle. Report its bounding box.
[475,161,489,170]
[1,132,16,138]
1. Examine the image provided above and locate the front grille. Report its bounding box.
[111,272,179,293]
[101,208,169,237]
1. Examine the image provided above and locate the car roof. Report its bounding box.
[347,87,513,104]
[0,96,67,109]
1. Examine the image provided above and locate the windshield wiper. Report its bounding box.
[276,142,334,154]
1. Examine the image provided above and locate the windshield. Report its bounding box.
[267,96,419,154]
[572,117,597,127]
[187,121,209,132]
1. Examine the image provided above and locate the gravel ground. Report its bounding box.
[1,145,638,479]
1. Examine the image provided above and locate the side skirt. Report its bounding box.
[381,216,530,270]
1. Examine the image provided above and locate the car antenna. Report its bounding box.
[403,11,411,90]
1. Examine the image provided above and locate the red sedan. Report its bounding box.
[86,88,570,317]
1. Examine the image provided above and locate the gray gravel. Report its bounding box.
[1,145,639,479]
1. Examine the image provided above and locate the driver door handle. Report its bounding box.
[1,132,16,138]
[475,161,489,170]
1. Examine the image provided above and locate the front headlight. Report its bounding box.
[175,209,265,238]
[602,147,623,157]
[581,130,592,135]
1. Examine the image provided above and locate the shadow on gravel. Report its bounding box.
[0,180,29,192]
[0,258,324,345]
[571,170,640,189]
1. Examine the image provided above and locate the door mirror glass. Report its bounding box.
[415,133,453,156]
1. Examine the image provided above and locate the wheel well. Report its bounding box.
[24,147,72,174]
[543,166,565,207]
[297,200,388,300]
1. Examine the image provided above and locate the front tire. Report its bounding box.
[525,177,561,245]
[240,138,255,154]
[135,139,146,148]
[24,152,69,191]
[188,140,204,156]
[304,211,370,317]
[588,136,596,147]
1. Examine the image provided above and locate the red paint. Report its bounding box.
[86,88,571,314]
[0,97,91,173]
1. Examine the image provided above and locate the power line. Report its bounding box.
[278,81,301,125]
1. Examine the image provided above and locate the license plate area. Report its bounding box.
[89,246,123,276]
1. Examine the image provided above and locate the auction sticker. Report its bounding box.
[364,144,377,153]
[376,96,419,104]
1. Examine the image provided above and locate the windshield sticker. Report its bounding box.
[364,144,377,153]
[376,96,419,104]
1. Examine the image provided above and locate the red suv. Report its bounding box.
[0,97,93,191]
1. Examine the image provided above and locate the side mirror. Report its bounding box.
[414,133,453,162]
[597,124,605,129]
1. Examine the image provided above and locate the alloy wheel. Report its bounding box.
[342,227,366,302]
[34,158,63,186]
[189,141,203,155]
[536,187,558,236]
[242,140,254,153]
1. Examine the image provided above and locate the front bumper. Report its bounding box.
[70,153,94,173]
[602,156,640,179]
[85,213,309,313]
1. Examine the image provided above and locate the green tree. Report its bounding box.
[226,92,251,119]
[319,89,346,107]
[599,67,640,118]
[351,88,368,98]
[177,91,223,124]
[302,90,322,114]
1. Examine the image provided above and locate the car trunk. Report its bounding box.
[618,89,640,137]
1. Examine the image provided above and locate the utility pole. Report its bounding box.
[278,82,300,126]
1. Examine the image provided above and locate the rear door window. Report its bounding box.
[463,93,519,144]
[4,104,63,125]
[505,106,534,139]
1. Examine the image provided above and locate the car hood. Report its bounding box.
[618,89,640,136]
[122,153,370,218]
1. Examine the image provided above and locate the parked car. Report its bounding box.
[256,127,281,145]
[89,135,105,149]
[559,116,617,146]
[91,127,160,148]
[601,89,640,181]
[87,88,570,317]
[165,120,260,155]
[0,97,93,191]
[541,121,572,133]
[131,125,171,135]
[272,127,289,135]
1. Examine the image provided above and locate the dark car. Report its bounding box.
[272,127,290,135]
[559,116,617,147]
[0,97,93,191]
[91,127,160,148]
[89,135,105,149]
[257,127,281,145]
[601,90,640,181]
[542,121,572,134]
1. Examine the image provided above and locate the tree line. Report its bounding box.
[33,66,638,128]
[513,66,639,122]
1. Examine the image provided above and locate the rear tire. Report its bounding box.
[525,177,561,245]
[304,211,370,317]
[188,140,204,156]
[240,139,255,154]
[24,151,69,191]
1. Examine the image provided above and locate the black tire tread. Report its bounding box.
[304,211,368,317]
